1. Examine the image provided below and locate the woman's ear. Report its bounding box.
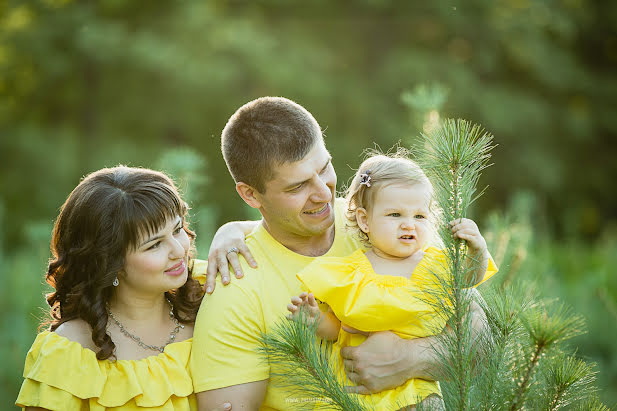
[356,207,370,233]
[236,182,262,209]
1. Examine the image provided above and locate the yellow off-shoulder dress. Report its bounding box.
[15,331,196,410]
[297,247,498,409]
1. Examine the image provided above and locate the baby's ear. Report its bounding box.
[356,208,370,233]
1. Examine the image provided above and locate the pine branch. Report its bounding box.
[508,301,586,411]
[415,118,496,411]
[257,307,368,411]
[543,355,598,410]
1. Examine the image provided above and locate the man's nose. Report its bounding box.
[311,174,333,203]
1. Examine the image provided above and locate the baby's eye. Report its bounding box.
[173,226,183,235]
[387,213,401,217]
[415,214,426,219]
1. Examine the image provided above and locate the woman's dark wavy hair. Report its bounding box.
[44,166,203,360]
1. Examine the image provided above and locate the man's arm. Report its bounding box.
[340,288,489,394]
[191,271,270,409]
[197,381,267,411]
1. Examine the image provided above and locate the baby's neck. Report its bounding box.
[365,248,426,279]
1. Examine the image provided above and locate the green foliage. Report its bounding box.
[414,119,495,410]
[2,0,616,406]
[258,308,365,411]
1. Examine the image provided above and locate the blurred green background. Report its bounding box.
[1,0,616,407]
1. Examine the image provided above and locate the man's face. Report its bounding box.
[255,140,336,240]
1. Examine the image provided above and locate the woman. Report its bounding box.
[16,166,231,411]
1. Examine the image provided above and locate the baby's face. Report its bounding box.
[363,183,432,259]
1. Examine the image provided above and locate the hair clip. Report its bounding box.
[359,170,372,187]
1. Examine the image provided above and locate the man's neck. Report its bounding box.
[261,221,336,257]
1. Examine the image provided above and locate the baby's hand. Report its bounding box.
[287,292,321,324]
[449,218,487,254]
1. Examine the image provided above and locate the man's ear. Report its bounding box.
[236,182,262,209]
[356,207,370,233]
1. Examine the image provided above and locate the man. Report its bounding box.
[191,97,484,410]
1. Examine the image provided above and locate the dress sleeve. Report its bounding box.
[296,254,359,304]
[474,252,499,287]
[16,331,99,410]
[190,261,269,393]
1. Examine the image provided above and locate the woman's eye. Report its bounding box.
[148,241,161,250]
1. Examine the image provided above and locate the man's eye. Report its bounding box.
[289,184,303,192]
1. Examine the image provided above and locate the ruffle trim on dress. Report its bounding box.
[22,331,193,407]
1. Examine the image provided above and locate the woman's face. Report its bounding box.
[121,215,190,296]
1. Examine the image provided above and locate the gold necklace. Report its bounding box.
[107,299,184,353]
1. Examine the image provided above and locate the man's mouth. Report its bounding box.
[304,204,329,215]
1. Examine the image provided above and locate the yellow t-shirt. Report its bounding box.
[190,198,363,410]
[296,247,499,408]
[16,331,197,410]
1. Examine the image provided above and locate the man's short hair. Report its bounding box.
[221,97,323,193]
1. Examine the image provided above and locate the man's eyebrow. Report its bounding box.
[139,217,182,247]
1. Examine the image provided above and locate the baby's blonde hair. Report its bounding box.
[344,149,438,246]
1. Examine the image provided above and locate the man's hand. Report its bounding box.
[205,221,259,294]
[196,380,266,411]
[208,402,232,411]
[340,331,417,394]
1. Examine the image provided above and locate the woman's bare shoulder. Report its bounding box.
[53,319,97,351]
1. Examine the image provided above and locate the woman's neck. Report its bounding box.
[108,291,168,322]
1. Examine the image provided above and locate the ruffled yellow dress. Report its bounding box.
[297,247,498,409]
[15,331,196,410]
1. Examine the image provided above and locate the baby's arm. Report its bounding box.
[287,292,341,341]
[450,218,490,285]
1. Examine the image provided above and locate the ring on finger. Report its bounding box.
[226,247,239,255]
